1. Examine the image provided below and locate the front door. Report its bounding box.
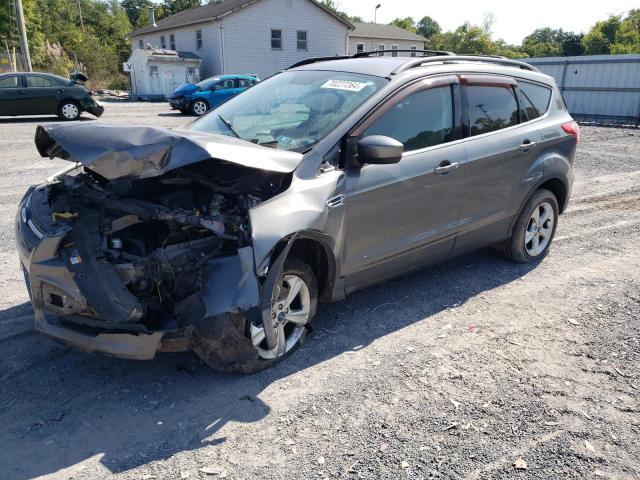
[0,74,27,116]
[24,74,63,115]
[341,77,465,291]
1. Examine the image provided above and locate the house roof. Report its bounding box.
[351,22,427,42]
[129,0,353,37]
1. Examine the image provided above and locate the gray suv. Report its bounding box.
[16,51,578,372]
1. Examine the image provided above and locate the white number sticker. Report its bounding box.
[321,80,368,92]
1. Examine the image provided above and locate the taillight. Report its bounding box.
[561,121,580,143]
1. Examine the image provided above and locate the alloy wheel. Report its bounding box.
[251,274,311,360]
[525,201,554,257]
[193,101,207,116]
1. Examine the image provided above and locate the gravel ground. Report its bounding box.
[0,104,639,480]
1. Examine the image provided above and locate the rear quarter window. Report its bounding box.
[518,81,552,120]
[466,85,519,136]
[0,76,19,88]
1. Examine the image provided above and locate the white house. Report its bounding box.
[128,0,354,80]
[348,23,427,56]
[124,47,202,100]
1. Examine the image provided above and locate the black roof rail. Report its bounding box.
[352,49,455,58]
[287,55,353,69]
[390,55,541,74]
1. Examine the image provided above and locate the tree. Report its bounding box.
[161,0,201,16]
[390,17,416,33]
[561,32,585,56]
[121,0,154,26]
[416,16,440,39]
[521,28,565,57]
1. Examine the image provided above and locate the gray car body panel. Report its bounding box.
[16,56,576,361]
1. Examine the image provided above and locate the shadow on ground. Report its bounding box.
[0,249,538,479]
[0,116,95,124]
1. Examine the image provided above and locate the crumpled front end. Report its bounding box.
[16,152,291,364]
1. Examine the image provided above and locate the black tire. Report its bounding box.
[190,99,209,116]
[503,188,559,263]
[192,257,318,373]
[57,100,81,120]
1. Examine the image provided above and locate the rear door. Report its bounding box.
[24,74,65,114]
[454,74,543,253]
[342,76,466,290]
[0,74,27,116]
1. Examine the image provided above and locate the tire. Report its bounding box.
[192,257,318,373]
[503,188,559,263]
[57,100,81,120]
[190,99,209,116]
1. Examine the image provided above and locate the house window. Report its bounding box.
[138,39,143,49]
[297,30,307,51]
[170,34,176,50]
[196,30,203,49]
[410,46,417,57]
[160,35,166,49]
[391,45,398,57]
[271,29,282,49]
[378,44,385,56]
[356,43,364,54]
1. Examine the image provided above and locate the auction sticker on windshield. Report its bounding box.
[321,80,368,92]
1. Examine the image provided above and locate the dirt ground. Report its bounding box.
[0,104,638,480]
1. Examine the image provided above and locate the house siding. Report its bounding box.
[219,0,349,78]
[131,22,220,78]
[349,37,423,56]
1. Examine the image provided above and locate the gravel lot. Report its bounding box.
[0,104,639,480]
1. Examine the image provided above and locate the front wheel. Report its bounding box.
[503,188,559,263]
[190,99,209,116]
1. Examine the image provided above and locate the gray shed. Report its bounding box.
[125,47,202,100]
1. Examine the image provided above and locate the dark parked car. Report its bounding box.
[0,72,103,120]
[169,74,258,115]
[16,51,577,373]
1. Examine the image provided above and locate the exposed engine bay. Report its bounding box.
[47,160,290,329]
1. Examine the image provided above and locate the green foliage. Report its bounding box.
[582,11,640,55]
[416,16,440,39]
[390,17,416,33]
[161,0,201,16]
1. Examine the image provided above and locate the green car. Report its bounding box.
[0,72,104,120]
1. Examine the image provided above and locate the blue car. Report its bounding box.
[169,74,259,116]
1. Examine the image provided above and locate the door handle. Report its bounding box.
[57,89,65,93]
[434,161,459,175]
[519,140,537,152]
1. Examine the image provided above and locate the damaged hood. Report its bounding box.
[35,123,303,180]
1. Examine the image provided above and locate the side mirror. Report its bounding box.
[357,135,404,165]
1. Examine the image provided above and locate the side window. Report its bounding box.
[237,78,251,88]
[410,46,417,57]
[466,85,519,136]
[196,30,203,49]
[297,30,307,51]
[391,45,398,57]
[0,76,19,88]
[170,34,176,50]
[160,35,166,49]
[363,86,454,152]
[377,44,384,56]
[356,43,364,54]
[219,79,235,90]
[518,81,552,121]
[26,76,56,87]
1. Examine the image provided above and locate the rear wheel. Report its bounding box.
[58,101,81,120]
[190,99,209,116]
[503,188,559,263]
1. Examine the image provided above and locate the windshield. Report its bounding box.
[188,70,388,152]
[196,77,220,89]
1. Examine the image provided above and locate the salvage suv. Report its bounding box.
[16,51,578,372]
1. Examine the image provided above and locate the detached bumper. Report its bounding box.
[169,98,188,110]
[81,97,104,117]
[35,314,164,360]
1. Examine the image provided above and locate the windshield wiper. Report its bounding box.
[218,114,240,138]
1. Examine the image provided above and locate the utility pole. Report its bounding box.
[15,0,32,72]
[374,3,381,24]
[77,0,85,33]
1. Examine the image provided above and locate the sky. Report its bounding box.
[334,0,639,44]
